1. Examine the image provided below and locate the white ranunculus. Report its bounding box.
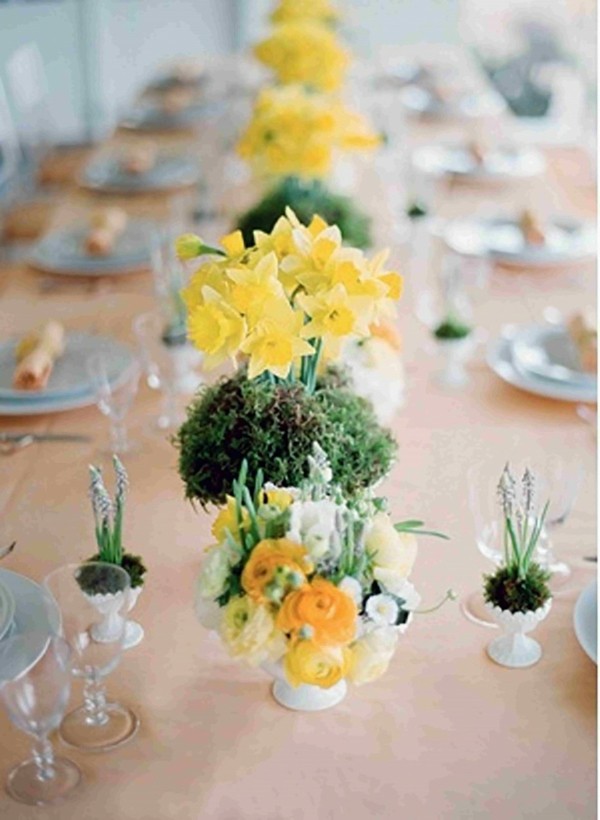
[194,579,223,630]
[348,626,399,686]
[339,576,363,606]
[197,546,231,601]
[286,499,340,560]
[365,593,399,626]
[366,513,418,589]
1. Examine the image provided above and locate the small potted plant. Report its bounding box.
[78,456,147,649]
[432,314,474,387]
[483,464,552,668]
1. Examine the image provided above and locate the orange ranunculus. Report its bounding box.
[241,539,312,603]
[276,577,357,647]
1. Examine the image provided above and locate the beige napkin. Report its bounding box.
[568,311,597,373]
[86,207,128,256]
[13,321,66,391]
[519,209,546,246]
[161,88,194,115]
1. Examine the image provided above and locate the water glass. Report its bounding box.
[87,353,140,455]
[43,562,139,753]
[0,634,81,806]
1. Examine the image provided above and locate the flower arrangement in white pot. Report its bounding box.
[78,456,147,649]
[194,444,451,711]
[483,464,552,668]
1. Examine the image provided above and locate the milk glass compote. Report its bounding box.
[0,634,81,806]
[43,562,139,752]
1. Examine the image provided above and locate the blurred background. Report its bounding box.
[0,0,595,145]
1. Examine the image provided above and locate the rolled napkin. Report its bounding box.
[466,139,486,165]
[568,310,597,373]
[120,141,158,175]
[519,209,546,246]
[170,58,204,83]
[161,88,194,115]
[85,207,128,256]
[13,321,66,391]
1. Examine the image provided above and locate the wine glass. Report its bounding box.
[43,562,139,753]
[133,311,196,431]
[87,353,140,455]
[0,634,81,806]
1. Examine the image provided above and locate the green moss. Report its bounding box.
[79,553,147,594]
[236,177,371,249]
[433,316,472,340]
[175,369,396,508]
[483,563,551,614]
[406,199,428,220]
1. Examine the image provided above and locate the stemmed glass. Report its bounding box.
[0,634,81,805]
[87,353,140,455]
[133,311,191,431]
[43,562,139,753]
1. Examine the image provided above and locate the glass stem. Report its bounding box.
[110,420,128,454]
[160,388,178,429]
[32,735,55,782]
[83,675,109,727]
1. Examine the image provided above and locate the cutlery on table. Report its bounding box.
[0,432,91,455]
[0,542,16,561]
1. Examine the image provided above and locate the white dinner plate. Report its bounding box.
[400,85,505,119]
[487,335,597,403]
[413,144,545,181]
[80,154,201,194]
[444,217,596,267]
[0,580,16,642]
[0,569,61,681]
[120,101,219,132]
[512,325,596,389]
[574,581,597,664]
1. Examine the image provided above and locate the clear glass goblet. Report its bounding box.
[87,352,140,455]
[43,562,139,753]
[133,311,198,431]
[0,634,81,806]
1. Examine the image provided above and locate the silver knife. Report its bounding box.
[0,432,91,443]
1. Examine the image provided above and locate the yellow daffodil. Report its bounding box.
[240,298,314,379]
[271,0,339,26]
[175,234,225,261]
[298,284,371,342]
[181,260,231,311]
[227,251,285,325]
[221,230,245,257]
[187,286,246,369]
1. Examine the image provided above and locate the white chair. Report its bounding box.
[5,43,51,159]
[0,77,22,193]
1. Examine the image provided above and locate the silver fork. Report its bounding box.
[0,542,16,560]
[0,434,34,456]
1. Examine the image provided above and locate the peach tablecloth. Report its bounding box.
[0,59,596,820]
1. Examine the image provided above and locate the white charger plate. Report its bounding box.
[81,154,200,194]
[512,325,596,389]
[487,335,597,403]
[0,580,16,642]
[0,569,61,681]
[574,581,597,663]
[400,85,505,119]
[445,217,596,267]
[413,144,545,181]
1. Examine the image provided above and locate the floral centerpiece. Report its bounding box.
[195,445,448,710]
[235,85,380,248]
[174,208,401,505]
[254,22,349,92]
[484,465,552,668]
[270,0,339,26]
[78,456,147,649]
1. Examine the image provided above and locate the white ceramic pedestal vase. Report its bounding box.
[434,336,474,388]
[85,587,144,650]
[485,600,552,668]
[262,661,347,712]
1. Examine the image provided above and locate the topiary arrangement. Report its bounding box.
[236,177,371,250]
[484,563,551,615]
[175,368,396,508]
[433,315,472,340]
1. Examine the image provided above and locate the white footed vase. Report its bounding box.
[85,587,144,650]
[435,337,474,388]
[261,661,347,712]
[485,600,552,668]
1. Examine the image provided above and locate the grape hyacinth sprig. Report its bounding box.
[89,455,129,566]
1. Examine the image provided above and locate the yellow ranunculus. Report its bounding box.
[366,513,418,587]
[212,496,250,544]
[241,539,312,604]
[276,577,357,647]
[220,596,284,666]
[284,640,350,688]
[240,298,313,380]
[187,286,246,369]
[261,487,294,510]
[347,627,398,685]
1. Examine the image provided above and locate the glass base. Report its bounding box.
[548,562,572,593]
[460,590,498,629]
[60,702,139,753]
[6,757,81,806]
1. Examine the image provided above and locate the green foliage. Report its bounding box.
[79,553,147,594]
[406,199,428,220]
[483,563,551,614]
[236,176,372,249]
[175,369,396,508]
[433,317,472,340]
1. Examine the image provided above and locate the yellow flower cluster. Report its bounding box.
[254,22,350,92]
[237,85,380,179]
[270,0,339,25]
[179,209,402,382]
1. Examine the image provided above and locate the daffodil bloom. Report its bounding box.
[180,260,231,311]
[298,284,371,342]
[227,251,286,326]
[187,286,246,369]
[271,0,339,25]
[221,230,245,257]
[240,298,313,379]
[175,233,225,260]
